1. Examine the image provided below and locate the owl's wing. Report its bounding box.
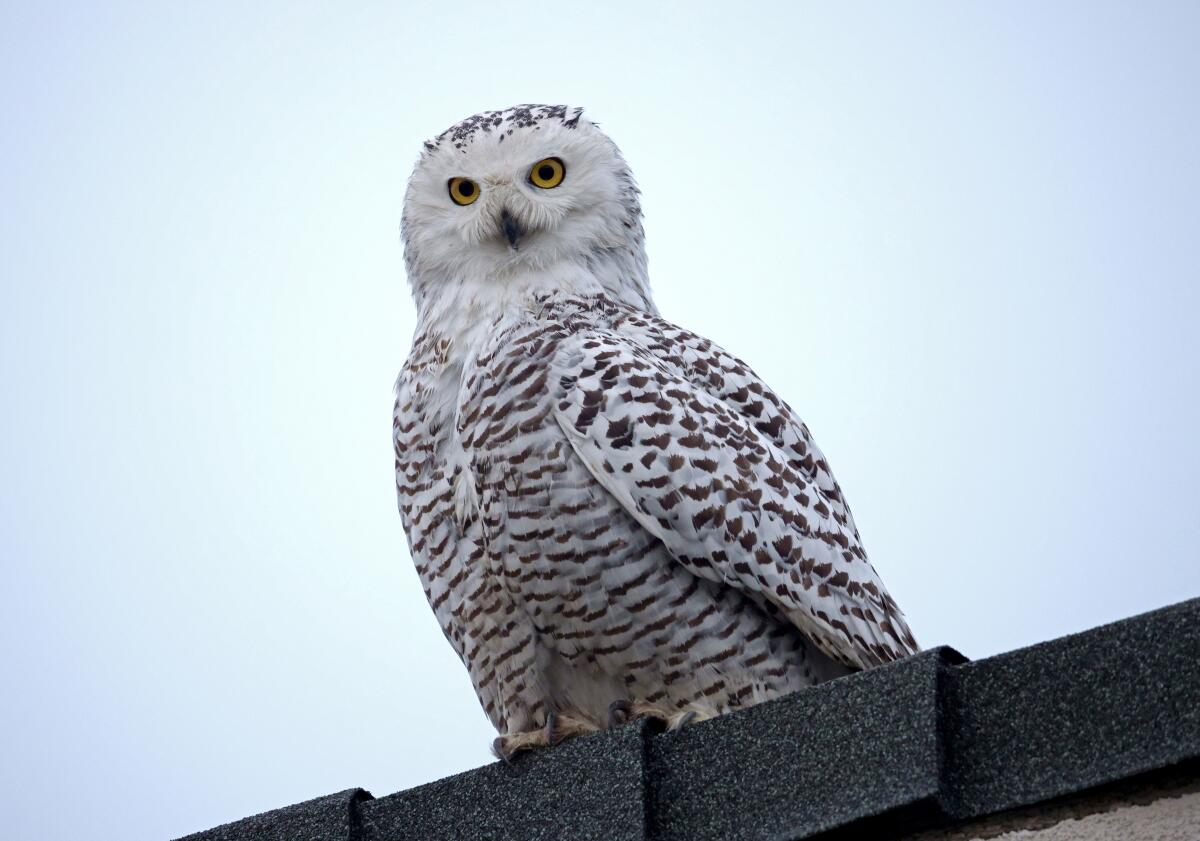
[551,320,918,669]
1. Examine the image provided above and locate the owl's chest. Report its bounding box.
[415,300,625,542]
[396,314,565,539]
[457,354,667,659]
[455,315,617,536]
[455,338,566,527]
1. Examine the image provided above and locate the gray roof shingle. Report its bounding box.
[175,597,1200,841]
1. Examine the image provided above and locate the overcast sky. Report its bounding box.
[2,3,1199,840]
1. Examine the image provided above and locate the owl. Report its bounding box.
[394,105,918,757]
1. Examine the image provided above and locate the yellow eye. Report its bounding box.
[529,157,565,189]
[448,177,480,206]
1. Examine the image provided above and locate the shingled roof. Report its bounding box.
[176,597,1200,841]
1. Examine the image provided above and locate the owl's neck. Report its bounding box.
[412,247,655,349]
[416,262,591,335]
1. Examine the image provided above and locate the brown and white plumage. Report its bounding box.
[394,105,917,753]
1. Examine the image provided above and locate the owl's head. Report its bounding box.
[402,105,654,317]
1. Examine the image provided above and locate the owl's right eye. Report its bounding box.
[448,177,479,206]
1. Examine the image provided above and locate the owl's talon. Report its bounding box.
[675,710,699,729]
[491,737,514,763]
[491,713,598,760]
[607,699,632,728]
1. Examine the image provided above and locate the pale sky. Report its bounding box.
[2,3,1199,840]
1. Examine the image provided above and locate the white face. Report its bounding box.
[402,105,650,312]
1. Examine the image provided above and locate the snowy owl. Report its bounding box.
[394,104,918,757]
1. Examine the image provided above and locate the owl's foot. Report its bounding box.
[606,700,717,731]
[607,699,633,728]
[491,711,598,760]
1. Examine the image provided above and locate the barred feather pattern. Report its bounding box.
[395,292,917,737]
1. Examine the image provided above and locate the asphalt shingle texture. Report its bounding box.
[176,789,369,841]
[939,596,1200,819]
[357,719,649,841]
[174,597,1200,841]
[643,647,963,841]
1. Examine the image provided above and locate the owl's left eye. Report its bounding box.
[528,157,565,189]
[448,177,480,206]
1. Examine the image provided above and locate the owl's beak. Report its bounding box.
[499,208,524,250]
